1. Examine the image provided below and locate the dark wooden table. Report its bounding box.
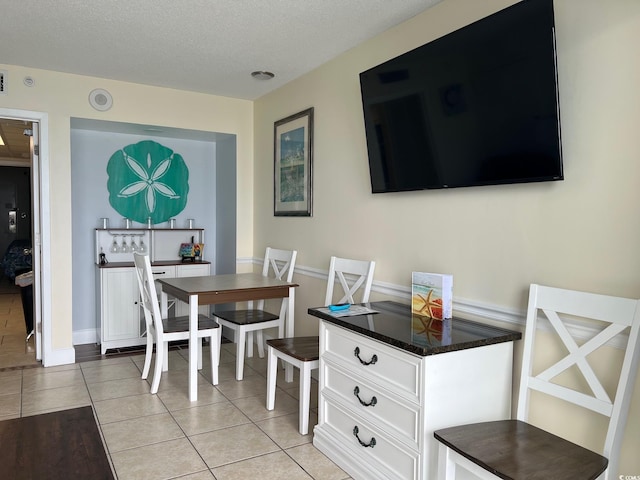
[158,272,298,401]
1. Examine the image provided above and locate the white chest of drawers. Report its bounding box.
[312,302,519,480]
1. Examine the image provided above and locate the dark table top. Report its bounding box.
[157,272,298,305]
[308,300,521,357]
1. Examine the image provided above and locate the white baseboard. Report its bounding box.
[43,347,75,367]
[73,328,98,346]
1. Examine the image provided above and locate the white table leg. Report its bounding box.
[285,286,295,380]
[189,294,198,401]
[286,287,295,337]
[160,290,168,319]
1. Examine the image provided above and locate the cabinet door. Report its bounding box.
[176,263,210,278]
[175,263,211,316]
[101,268,140,342]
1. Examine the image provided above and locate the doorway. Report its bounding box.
[0,114,45,367]
[0,119,35,367]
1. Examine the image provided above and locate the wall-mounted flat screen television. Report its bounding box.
[360,0,562,193]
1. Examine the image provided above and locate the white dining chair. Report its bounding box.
[433,283,640,480]
[266,255,376,435]
[133,252,221,394]
[213,247,297,380]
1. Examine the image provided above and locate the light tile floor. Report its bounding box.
[0,342,352,480]
[0,289,38,369]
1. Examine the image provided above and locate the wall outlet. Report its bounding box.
[0,70,6,94]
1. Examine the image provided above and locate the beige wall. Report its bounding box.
[0,65,255,352]
[0,0,638,474]
[254,0,640,475]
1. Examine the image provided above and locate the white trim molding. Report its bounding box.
[72,256,630,354]
[0,108,55,366]
[73,328,98,346]
[44,347,76,367]
[282,259,629,351]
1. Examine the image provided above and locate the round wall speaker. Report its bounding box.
[89,88,113,111]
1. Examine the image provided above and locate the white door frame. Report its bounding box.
[0,107,52,366]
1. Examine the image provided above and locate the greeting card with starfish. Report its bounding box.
[411,272,453,320]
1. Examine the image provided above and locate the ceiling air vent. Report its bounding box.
[0,71,7,94]
[89,88,113,111]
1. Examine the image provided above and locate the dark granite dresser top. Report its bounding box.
[308,300,521,357]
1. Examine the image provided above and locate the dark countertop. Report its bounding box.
[96,260,210,268]
[309,300,521,357]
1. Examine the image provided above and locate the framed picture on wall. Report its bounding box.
[274,107,313,216]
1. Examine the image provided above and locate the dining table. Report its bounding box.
[157,272,299,401]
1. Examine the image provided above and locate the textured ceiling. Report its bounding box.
[0,0,442,101]
[0,0,444,165]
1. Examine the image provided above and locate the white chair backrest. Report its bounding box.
[259,247,297,313]
[518,284,640,477]
[262,247,297,282]
[133,252,164,336]
[325,256,376,306]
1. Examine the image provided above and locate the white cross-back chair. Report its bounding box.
[266,255,376,435]
[434,283,640,480]
[213,247,297,380]
[133,252,221,394]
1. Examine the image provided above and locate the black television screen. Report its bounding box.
[360,0,562,193]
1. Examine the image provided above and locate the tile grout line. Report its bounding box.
[160,356,315,476]
[13,344,332,480]
[80,363,119,479]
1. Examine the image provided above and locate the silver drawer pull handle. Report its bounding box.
[353,386,377,407]
[353,426,376,448]
[354,346,378,366]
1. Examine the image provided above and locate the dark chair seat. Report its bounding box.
[433,420,608,480]
[162,314,220,333]
[266,336,319,361]
[265,256,376,435]
[214,309,279,325]
[211,248,297,381]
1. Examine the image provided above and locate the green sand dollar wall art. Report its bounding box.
[107,140,189,224]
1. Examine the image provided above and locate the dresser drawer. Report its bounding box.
[323,399,419,480]
[177,263,210,277]
[150,265,176,278]
[322,323,421,400]
[323,361,420,444]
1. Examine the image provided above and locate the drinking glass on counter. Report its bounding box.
[130,236,138,253]
[110,235,120,253]
[138,236,147,254]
